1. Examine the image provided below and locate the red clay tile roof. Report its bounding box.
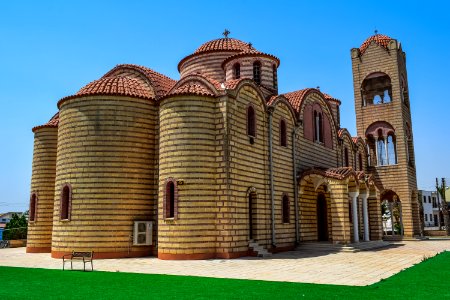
[352,137,359,143]
[302,167,360,182]
[282,88,314,112]
[222,48,280,67]
[166,83,215,98]
[359,34,392,54]
[76,76,154,99]
[194,38,249,54]
[32,112,59,132]
[102,64,176,99]
[323,93,341,105]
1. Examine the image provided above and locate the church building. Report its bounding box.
[27,31,420,259]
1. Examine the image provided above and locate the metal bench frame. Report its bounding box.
[62,251,94,271]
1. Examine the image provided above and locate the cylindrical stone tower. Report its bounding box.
[157,92,220,259]
[51,76,158,258]
[27,114,59,253]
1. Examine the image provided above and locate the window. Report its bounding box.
[361,72,392,106]
[314,111,323,143]
[358,153,363,171]
[280,119,287,147]
[165,181,175,218]
[233,63,240,79]
[272,65,278,89]
[60,184,72,220]
[247,105,256,137]
[425,214,428,221]
[282,194,289,223]
[428,196,431,203]
[387,134,397,165]
[423,196,426,203]
[344,147,349,167]
[29,193,37,222]
[253,61,261,85]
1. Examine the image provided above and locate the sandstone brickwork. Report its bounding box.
[27,33,420,259]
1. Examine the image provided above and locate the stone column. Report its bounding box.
[374,137,379,166]
[349,191,360,242]
[384,135,389,165]
[361,193,370,241]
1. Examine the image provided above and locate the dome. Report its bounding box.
[359,34,392,54]
[194,38,250,54]
[76,75,154,99]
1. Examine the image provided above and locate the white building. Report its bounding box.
[419,190,440,229]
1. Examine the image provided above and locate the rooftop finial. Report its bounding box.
[248,42,253,49]
[223,29,230,38]
[374,29,378,35]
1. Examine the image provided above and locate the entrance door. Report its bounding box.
[249,192,257,240]
[317,193,328,241]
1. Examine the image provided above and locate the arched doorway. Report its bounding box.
[317,193,328,241]
[381,190,403,236]
[248,189,257,240]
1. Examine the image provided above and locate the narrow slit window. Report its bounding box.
[253,61,261,85]
[60,185,71,220]
[29,193,37,222]
[247,105,256,137]
[282,195,290,223]
[280,119,287,147]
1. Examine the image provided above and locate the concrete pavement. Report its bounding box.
[0,240,449,286]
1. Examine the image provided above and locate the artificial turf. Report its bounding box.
[0,251,449,299]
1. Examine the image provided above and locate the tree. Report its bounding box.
[4,213,28,240]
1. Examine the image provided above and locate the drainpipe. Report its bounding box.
[268,107,276,247]
[292,125,301,244]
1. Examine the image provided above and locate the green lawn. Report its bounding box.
[1,252,449,299]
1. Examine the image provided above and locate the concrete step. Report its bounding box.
[248,240,272,257]
[297,240,391,253]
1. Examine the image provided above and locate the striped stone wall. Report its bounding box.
[180,52,232,81]
[51,95,157,258]
[224,57,278,93]
[271,101,296,249]
[297,93,339,173]
[299,182,332,242]
[27,127,58,253]
[225,85,270,251]
[157,95,220,259]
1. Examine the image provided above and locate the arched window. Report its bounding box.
[314,111,323,143]
[233,63,240,80]
[165,180,175,218]
[247,105,256,137]
[280,119,287,147]
[344,147,349,167]
[272,65,278,89]
[253,61,261,85]
[29,193,37,222]
[387,134,397,165]
[60,184,71,220]
[282,194,290,223]
[359,153,363,171]
[361,72,392,106]
[377,138,386,166]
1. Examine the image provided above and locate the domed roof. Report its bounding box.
[194,38,250,54]
[76,75,154,99]
[359,34,392,54]
[32,112,59,132]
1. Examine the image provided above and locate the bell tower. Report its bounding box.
[350,33,420,237]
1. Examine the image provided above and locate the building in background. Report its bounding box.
[418,190,440,229]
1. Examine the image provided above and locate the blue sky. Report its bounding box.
[1,1,449,212]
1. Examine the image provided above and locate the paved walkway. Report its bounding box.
[1,240,449,286]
